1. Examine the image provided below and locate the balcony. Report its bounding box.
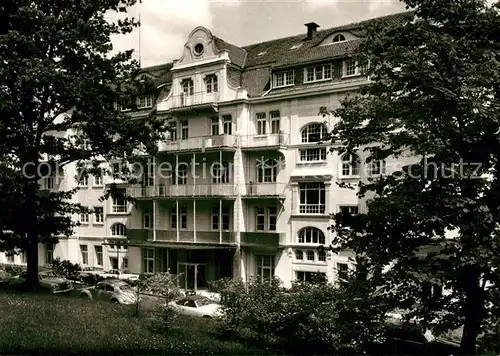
[127,229,152,241]
[128,184,238,199]
[158,134,238,153]
[242,183,287,198]
[168,91,220,113]
[126,229,234,244]
[241,232,285,248]
[240,133,289,150]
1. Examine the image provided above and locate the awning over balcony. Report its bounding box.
[290,168,334,180]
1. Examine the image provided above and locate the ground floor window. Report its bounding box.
[336,263,348,281]
[256,254,275,282]
[95,246,103,266]
[143,248,155,273]
[46,244,54,265]
[295,271,327,284]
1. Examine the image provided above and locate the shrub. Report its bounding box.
[51,258,81,280]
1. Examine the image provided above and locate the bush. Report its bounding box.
[0,264,25,277]
[51,258,81,280]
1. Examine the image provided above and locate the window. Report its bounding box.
[212,207,230,230]
[80,209,89,224]
[180,120,188,140]
[112,195,127,213]
[305,64,332,83]
[318,250,327,261]
[47,176,55,190]
[143,248,154,273]
[223,115,232,135]
[343,59,363,77]
[94,207,104,223]
[6,253,14,263]
[79,176,89,186]
[295,250,303,260]
[122,258,128,269]
[301,123,327,143]
[175,165,188,185]
[182,78,194,95]
[369,159,386,176]
[143,207,152,229]
[299,183,326,214]
[136,94,153,109]
[333,34,346,42]
[169,122,178,141]
[94,174,103,186]
[46,244,54,264]
[296,271,327,284]
[256,113,266,135]
[111,223,127,236]
[256,207,277,231]
[171,207,187,229]
[95,246,103,266]
[298,227,326,244]
[337,263,348,280]
[340,206,359,215]
[256,255,275,281]
[256,158,279,183]
[272,70,294,88]
[299,148,327,162]
[205,75,218,93]
[211,117,219,136]
[341,153,360,177]
[306,250,315,261]
[212,162,230,184]
[270,111,280,134]
[80,245,88,265]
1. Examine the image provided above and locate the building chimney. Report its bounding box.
[304,22,320,39]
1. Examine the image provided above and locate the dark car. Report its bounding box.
[369,323,460,356]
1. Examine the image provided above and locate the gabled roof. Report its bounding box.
[213,36,247,68]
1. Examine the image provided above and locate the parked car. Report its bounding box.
[79,279,139,305]
[9,269,73,294]
[170,295,222,318]
[100,269,140,282]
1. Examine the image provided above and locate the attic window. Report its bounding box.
[290,43,303,50]
[333,34,346,43]
[257,51,267,56]
[194,43,204,55]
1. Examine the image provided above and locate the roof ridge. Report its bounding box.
[241,10,414,50]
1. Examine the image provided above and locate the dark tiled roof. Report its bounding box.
[213,37,247,68]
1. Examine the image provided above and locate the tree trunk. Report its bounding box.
[459,269,485,355]
[24,176,40,291]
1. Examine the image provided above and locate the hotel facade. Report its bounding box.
[1,12,411,290]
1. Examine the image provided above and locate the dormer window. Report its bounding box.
[304,64,332,83]
[273,70,294,88]
[332,34,346,43]
[205,75,218,93]
[181,78,194,96]
[136,94,153,109]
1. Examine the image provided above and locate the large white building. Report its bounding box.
[1,11,411,289]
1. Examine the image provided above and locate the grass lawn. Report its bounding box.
[0,288,275,355]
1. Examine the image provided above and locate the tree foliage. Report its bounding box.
[323,0,500,354]
[0,0,167,288]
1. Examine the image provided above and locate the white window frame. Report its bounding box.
[111,223,127,236]
[295,250,303,260]
[339,205,359,215]
[256,255,275,282]
[336,263,349,280]
[80,245,88,265]
[299,147,327,162]
[175,165,188,185]
[211,117,220,136]
[205,75,218,93]
[94,206,104,224]
[181,79,194,95]
[80,209,89,224]
[79,176,89,187]
[136,94,154,109]
[255,207,277,231]
[256,207,266,231]
[301,123,327,143]
[180,120,188,140]
[143,248,154,274]
[223,115,232,135]
[368,159,387,176]
[256,112,267,135]
[256,158,279,183]
[169,122,178,141]
[94,174,103,186]
[272,70,294,88]
[270,111,281,134]
[341,153,361,177]
[318,250,327,262]
[112,196,127,213]
[304,64,332,83]
[299,183,326,214]
[6,253,14,263]
[212,162,230,184]
[295,271,327,283]
[298,227,326,244]
[333,34,346,43]
[343,59,363,77]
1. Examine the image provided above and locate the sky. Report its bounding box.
[111,0,408,68]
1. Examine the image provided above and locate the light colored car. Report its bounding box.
[79,279,139,304]
[100,269,140,282]
[9,269,73,294]
[171,295,222,318]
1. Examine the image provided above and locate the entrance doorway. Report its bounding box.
[177,263,206,290]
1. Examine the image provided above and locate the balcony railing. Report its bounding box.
[241,232,285,247]
[170,91,220,109]
[158,134,238,152]
[242,183,287,197]
[128,184,238,198]
[126,229,234,244]
[111,205,127,213]
[299,204,326,214]
[240,133,289,149]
